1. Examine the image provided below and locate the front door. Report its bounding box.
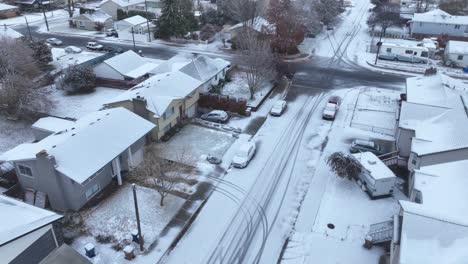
[179,105,184,121]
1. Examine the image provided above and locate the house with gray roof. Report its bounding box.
[409,9,468,39]
[0,108,155,211]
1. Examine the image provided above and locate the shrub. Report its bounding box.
[200,24,216,41]
[94,22,105,31]
[57,65,96,95]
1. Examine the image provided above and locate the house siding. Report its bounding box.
[72,16,113,31]
[409,147,468,171]
[396,127,415,158]
[10,226,58,264]
[100,1,121,19]
[410,21,468,38]
[94,63,126,80]
[444,42,468,68]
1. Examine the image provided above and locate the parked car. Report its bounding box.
[232,141,256,168]
[349,139,383,156]
[103,46,124,53]
[201,110,229,123]
[64,46,82,53]
[270,100,287,116]
[46,38,63,46]
[106,28,118,37]
[322,96,341,120]
[86,42,103,51]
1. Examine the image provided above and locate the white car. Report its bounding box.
[270,100,287,116]
[86,42,103,50]
[232,141,256,168]
[64,46,82,54]
[46,38,63,46]
[322,96,341,120]
[201,110,229,123]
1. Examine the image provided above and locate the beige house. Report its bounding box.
[70,10,113,31]
[103,71,202,140]
[100,0,162,19]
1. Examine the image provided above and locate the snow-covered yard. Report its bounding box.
[43,85,124,119]
[0,116,34,154]
[72,183,185,263]
[221,71,274,108]
[154,124,236,164]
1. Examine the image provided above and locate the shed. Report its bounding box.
[32,117,75,141]
[444,40,468,68]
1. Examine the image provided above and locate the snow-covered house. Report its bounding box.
[389,201,468,264]
[409,9,468,39]
[150,53,231,93]
[444,40,468,68]
[396,74,468,170]
[0,195,64,264]
[99,0,162,20]
[104,71,202,140]
[0,25,23,39]
[31,117,75,141]
[14,0,49,10]
[70,10,113,31]
[226,16,275,40]
[94,50,159,82]
[0,108,155,211]
[0,3,19,18]
[115,15,154,41]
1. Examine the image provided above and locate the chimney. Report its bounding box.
[133,96,149,120]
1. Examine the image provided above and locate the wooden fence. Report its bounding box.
[198,93,247,115]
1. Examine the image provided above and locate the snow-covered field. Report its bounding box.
[222,71,274,108]
[72,183,185,264]
[0,116,34,154]
[43,85,124,119]
[154,124,236,164]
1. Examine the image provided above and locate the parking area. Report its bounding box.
[154,124,237,165]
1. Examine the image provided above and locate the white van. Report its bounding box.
[352,152,396,198]
[379,43,429,63]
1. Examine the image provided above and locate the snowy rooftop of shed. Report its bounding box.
[413,159,468,219]
[122,15,147,26]
[446,40,468,55]
[352,152,395,180]
[32,117,75,133]
[0,108,155,184]
[0,26,23,39]
[398,200,468,263]
[411,9,468,25]
[106,71,202,117]
[103,50,159,79]
[0,195,62,246]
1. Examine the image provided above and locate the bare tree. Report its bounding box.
[236,32,277,100]
[326,152,363,180]
[367,3,403,39]
[219,0,266,26]
[0,38,51,118]
[132,146,195,207]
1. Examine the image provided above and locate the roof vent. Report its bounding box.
[368,160,377,165]
[71,127,75,130]
[106,113,110,116]
[72,133,76,136]
[52,145,56,148]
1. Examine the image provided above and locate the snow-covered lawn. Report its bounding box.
[154,124,236,164]
[43,85,124,119]
[0,116,34,154]
[72,183,185,264]
[41,21,107,37]
[2,9,68,27]
[51,48,104,73]
[221,71,274,108]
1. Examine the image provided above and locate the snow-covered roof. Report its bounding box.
[32,117,75,134]
[398,200,468,264]
[150,53,194,75]
[411,8,468,25]
[179,56,230,83]
[40,244,92,264]
[446,40,468,55]
[352,152,396,180]
[0,3,18,11]
[0,108,155,184]
[106,71,202,117]
[228,16,275,33]
[398,101,447,130]
[0,195,62,246]
[79,10,112,23]
[413,159,468,219]
[122,15,147,26]
[103,50,159,79]
[101,0,145,8]
[0,26,23,39]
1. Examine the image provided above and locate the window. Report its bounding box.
[421,51,428,58]
[386,48,392,53]
[85,184,100,200]
[18,164,33,177]
[455,25,461,29]
[164,107,175,120]
[163,123,172,133]
[411,158,417,165]
[458,55,464,61]
[162,113,167,120]
[405,50,413,55]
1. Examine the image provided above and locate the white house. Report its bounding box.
[409,9,468,39]
[94,50,160,81]
[115,15,154,41]
[70,10,113,31]
[100,0,162,19]
[444,40,468,68]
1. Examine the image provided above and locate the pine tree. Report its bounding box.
[157,0,198,39]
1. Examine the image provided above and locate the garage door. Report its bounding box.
[132,147,144,167]
[186,104,197,118]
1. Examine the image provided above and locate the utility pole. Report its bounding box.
[132,184,144,252]
[144,0,151,42]
[25,17,33,40]
[131,26,136,51]
[374,30,384,65]
[41,0,49,32]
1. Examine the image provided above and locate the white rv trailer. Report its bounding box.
[352,152,397,198]
[378,42,429,63]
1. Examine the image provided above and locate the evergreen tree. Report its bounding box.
[157,0,198,39]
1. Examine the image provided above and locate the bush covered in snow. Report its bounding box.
[57,65,96,95]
